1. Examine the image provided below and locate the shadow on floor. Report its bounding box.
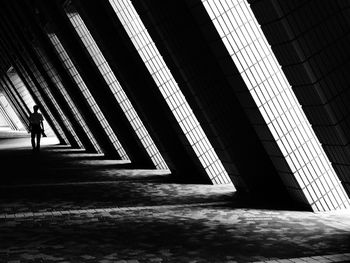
[1,136,349,262]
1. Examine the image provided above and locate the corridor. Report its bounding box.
[0,132,350,263]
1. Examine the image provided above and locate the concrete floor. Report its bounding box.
[0,132,350,263]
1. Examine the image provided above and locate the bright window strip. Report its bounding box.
[25,56,84,148]
[0,98,12,128]
[0,78,24,130]
[47,32,129,160]
[202,0,350,210]
[33,46,102,153]
[6,68,55,136]
[108,0,233,185]
[16,61,68,144]
[0,96,10,126]
[7,68,36,113]
[3,73,28,123]
[0,94,15,130]
[64,6,168,170]
[0,93,23,130]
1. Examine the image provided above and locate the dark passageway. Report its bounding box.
[1,0,350,262]
[0,132,350,262]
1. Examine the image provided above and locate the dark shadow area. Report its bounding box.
[0,136,232,213]
[0,136,307,212]
[1,137,349,262]
[1,206,350,262]
[228,193,311,212]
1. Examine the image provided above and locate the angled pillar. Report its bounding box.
[128,0,350,210]
[0,95,16,130]
[70,0,233,183]
[32,45,98,153]
[3,3,97,152]
[129,0,291,197]
[2,74,31,130]
[34,0,162,167]
[8,0,133,156]
[0,78,27,130]
[0,13,81,148]
[0,73,29,130]
[7,67,36,117]
[0,100,13,128]
[0,83,18,130]
[4,71,31,118]
[5,65,56,137]
[0,60,31,130]
[195,0,348,210]
[249,0,350,197]
[0,35,67,145]
[0,91,23,131]
[90,0,255,188]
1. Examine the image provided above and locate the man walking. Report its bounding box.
[29,105,44,152]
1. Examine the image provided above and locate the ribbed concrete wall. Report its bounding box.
[7,68,55,136]
[249,0,350,196]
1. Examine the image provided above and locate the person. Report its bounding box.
[29,105,44,152]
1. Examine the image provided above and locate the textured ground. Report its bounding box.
[0,134,350,263]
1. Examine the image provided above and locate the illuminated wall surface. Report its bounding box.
[7,68,36,117]
[0,94,13,127]
[33,46,102,153]
[25,55,84,148]
[109,0,233,185]
[16,61,69,144]
[7,68,55,136]
[0,102,9,127]
[2,73,28,125]
[0,93,23,130]
[202,0,350,210]
[7,68,35,111]
[47,32,127,158]
[64,5,168,170]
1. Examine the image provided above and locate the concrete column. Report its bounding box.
[0,49,59,139]
[249,0,350,196]
[35,0,161,167]
[0,75,29,130]
[3,3,98,152]
[8,4,118,155]
[14,60,65,142]
[0,27,67,145]
[0,59,30,130]
[128,0,295,202]
[0,60,31,129]
[0,82,20,130]
[3,74,32,129]
[4,72,32,118]
[0,100,13,129]
[0,16,80,148]
[70,0,223,183]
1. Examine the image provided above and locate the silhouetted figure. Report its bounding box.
[29,105,44,152]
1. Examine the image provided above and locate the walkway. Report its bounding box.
[0,133,350,262]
